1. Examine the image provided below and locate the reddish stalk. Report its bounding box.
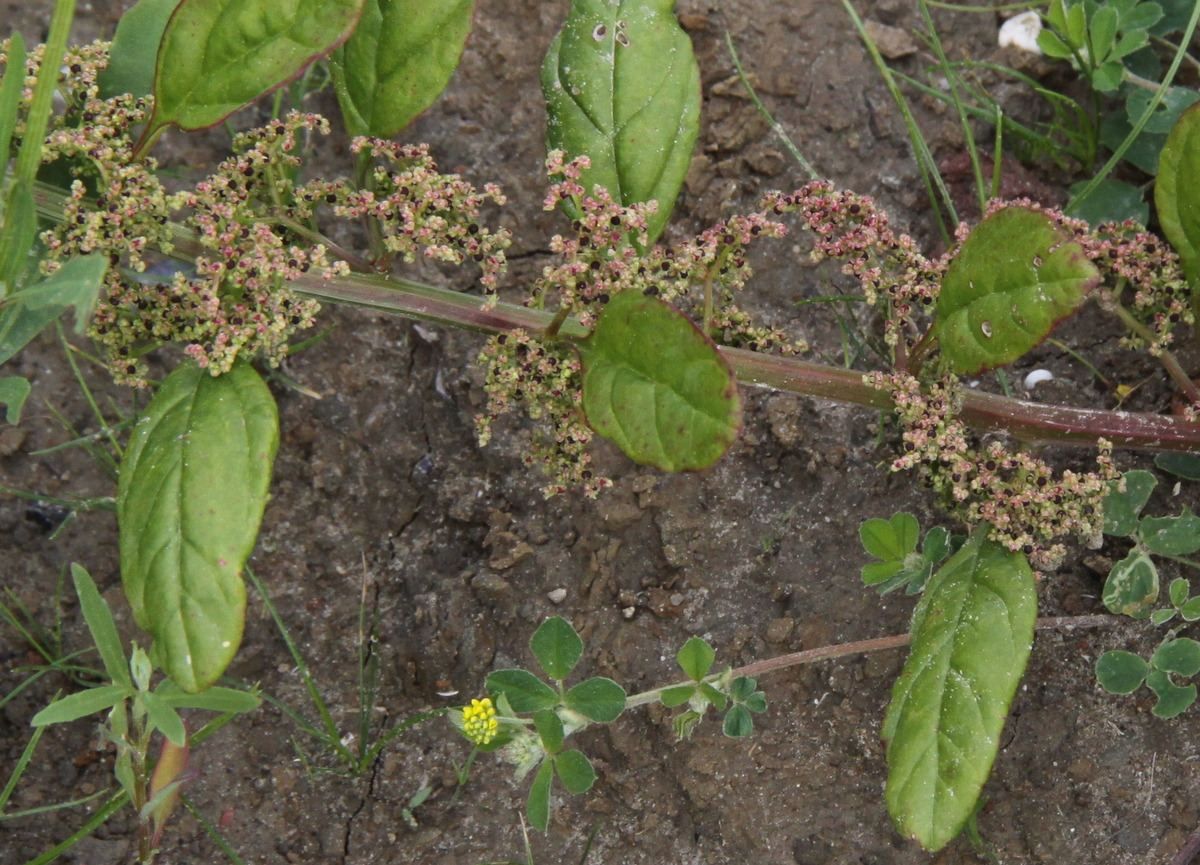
[623,614,1119,709]
[291,270,1200,453]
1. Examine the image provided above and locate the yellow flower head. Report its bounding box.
[462,697,499,745]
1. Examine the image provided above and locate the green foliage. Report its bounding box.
[676,637,715,682]
[883,527,1037,852]
[97,0,184,100]
[932,207,1099,375]
[576,290,741,472]
[859,512,956,595]
[1155,103,1200,285]
[542,0,701,243]
[143,0,367,141]
[1097,639,1200,717]
[1095,650,1150,693]
[1102,469,1157,536]
[118,360,279,693]
[1039,0,1161,92]
[1103,550,1159,618]
[331,0,474,139]
[655,636,767,739]
[1155,452,1200,480]
[71,563,131,688]
[0,376,29,424]
[529,616,584,681]
[1065,178,1148,227]
[478,617,621,831]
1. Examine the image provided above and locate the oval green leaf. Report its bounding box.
[1153,637,1200,677]
[118,359,279,693]
[1156,102,1200,284]
[1156,452,1200,481]
[542,0,701,243]
[526,757,554,831]
[1146,669,1197,718]
[330,0,474,139]
[575,291,741,472]
[0,376,30,425]
[1102,549,1160,619]
[534,708,564,754]
[882,527,1037,853]
[486,669,558,714]
[932,207,1099,375]
[722,703,754,738]
[98,0,185,100]
[1095,650,1149,694]
[676,637,715,681]
[1142,508,1200,556]
[72,564,132,689]
[1171,577,1191,607]
[530,616,584,681]
[31,685,131,727]
[860,512,920,562]
[143,0,367,140]
[565,676,626,722]
[554,749,596,795]
[1102,470,1158,536]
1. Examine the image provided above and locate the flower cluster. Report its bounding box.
[867,371,1116,569]
[764,181,949,347]
[461,697,499,746]
[476,329,610,498]
[336,138,510,295]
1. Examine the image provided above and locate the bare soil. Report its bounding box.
[3,1,1200,864]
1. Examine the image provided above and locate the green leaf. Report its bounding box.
[860,512,920,561]
[1089,6,1119,60]
[534,708,564,754]
[0,376,30,424]
[0,34,26,194]
[1128,87,1200,135]
[744,691,767,713]
[1066,178,1148,227]
[156,680,261,713]
[0,298,62,367]
[142,691,187,746]
[932,207,1099,375]
[486,669,559,713]
[1183,596,1200,621]
[71,564,132,688]
[0,179,39,291]
[1102,549,1160,618]
[1101,109,1167,174]
[143,0,367,140]
[1037,29,1075,58]
[9,254,109,333]
[1091,60,1126,92]
[722,704,754,737]
[554,749,596,794]
[575,291,741,472]
[1141,508,1200,555]
[922,526,952,566]
[1156,102,1200,283]
[31,685,130,726]
[697,681,728,711]
[542,0,701,244]
[330,0,474,139]
[529,616,584,681]
[1095,650,1149,693]
[1146,669,1197,718]
[1153,607,1178,625]
[98,0,185,100]
[1065,1,1088,46]
[564,676,626,722]
[1153,637,1200,676]
[1152,0,1193,33]
[1155,452,1200,480]
[118,360,279,693]
[1120,1,1164,32]
[1103,470,1157,536]
[862,559,906,586]
[526,757,554,831]
[672,709,701,740]
[729,675,757,702]
[676,637,715,681]
[659,684,696,708]
[883,527,1037,853]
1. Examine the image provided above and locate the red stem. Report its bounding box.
[292,271,1200,454]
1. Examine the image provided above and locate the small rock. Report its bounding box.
[647,587,685,618]
[271,765,298,795]
[484,531,533,570]
[547,588,568,604]
[0,426,25,456]
[1083,554,1114,576]
[471,573,514,608]
[685,154,716,195]
[746,149,785,177]
[765,617,795,644]
[621,606,637,619]
[767,394,804,446]
[863,20,919,59]
[678,13,710,30]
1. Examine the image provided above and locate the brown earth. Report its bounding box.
[3,1,1200,864]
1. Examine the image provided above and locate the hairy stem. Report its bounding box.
[624,614,1118,709]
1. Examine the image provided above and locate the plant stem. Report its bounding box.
[1107,299,1200,404]
[286,269,1200,452]
[625,614,1118,708]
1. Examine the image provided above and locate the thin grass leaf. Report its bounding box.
[70,564,131,688]
[14,0,75,184]
[0,716,48,814]
[0,33,26,179]
[0,788,108,821]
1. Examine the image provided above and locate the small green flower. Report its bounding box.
[462,697,499,745]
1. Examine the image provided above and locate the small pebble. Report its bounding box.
[547,588,568,604]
